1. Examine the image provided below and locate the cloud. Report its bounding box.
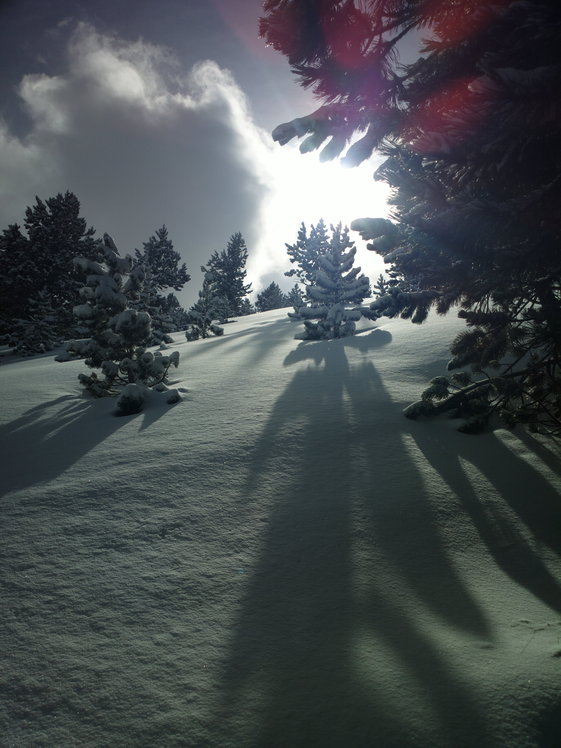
[0,124,56,222]
[0,23,279,306]
[0,22,387,308]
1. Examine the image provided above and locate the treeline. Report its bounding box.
[0,191,257,355]
[0,188,366,358]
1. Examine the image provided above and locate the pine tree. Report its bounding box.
[286,283,305,315]
[133,225,190,345]
[131,263,176,346]
[0,192,99,353]
[185,269,225,341]
[261,1,561,434]
[135,225,190,292]
[284,219,337,320]
[0,224,32,328]
[255,282,289,312]
[293,223,370,340]
[373,274,390,297]
[59,234,180,414]
[23,192,99,333]
[162,293,190,331]
[205,232,252,316]
[211,296,233,324]
[285,219,330,289]
[238,298,255,316]
[4,290,60,356]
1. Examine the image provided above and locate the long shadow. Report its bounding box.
[212,337,491,747]
[410,424,561,614]
[345,359,491,636]
[0,349,62,368]
[184,317,293,361]
[0,393,168,498]
[513,428,561,480]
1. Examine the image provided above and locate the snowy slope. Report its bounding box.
[1,309,560,748]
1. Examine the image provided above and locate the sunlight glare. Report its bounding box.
[253,141,391,288]
[270,142,390,229]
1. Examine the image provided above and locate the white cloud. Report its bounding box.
[67,25,176,112]
[19,74,70,133]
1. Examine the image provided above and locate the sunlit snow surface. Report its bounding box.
[1,309,560,748]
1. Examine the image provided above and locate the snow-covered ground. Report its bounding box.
[1,308,560,748]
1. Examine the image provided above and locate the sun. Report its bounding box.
[255,141,391,285]
[270,142,390,229]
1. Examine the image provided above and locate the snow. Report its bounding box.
[1,308,560,747]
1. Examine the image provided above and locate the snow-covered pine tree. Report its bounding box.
[24,193,99,332]
[284,219,338,320]
[204,232,252,317]
[295,223,370,340]
[255,281,289,312]
[373,273,390,297]
[59,234,180,414]
[185,269,225,341]
[285,219,330,288]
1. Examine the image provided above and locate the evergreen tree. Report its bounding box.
[4,290,60,356]
[131,263,176,346]
[185,269,225,341]
[292,223,370,340]
[0,192,99,353]
[286,283,305,315]
[255,281,289,312]
[238,297,255,316]
[162,293,190,331]
[0,224,32,327]
[24,192,98,331]
[133,225,190,344]
[211,295,234,324]
[373,274,390,298]
[285,219,330,289]
[134,225,190,292]
[59,234,180,414]
[261,1,561,434]
[205,232,252,316]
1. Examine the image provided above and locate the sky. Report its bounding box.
[0,0,389,307]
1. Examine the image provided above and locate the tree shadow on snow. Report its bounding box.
[211,335,492,747]
[184,316,294,363]
[0,393,168,498]
[409,423,561,614]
